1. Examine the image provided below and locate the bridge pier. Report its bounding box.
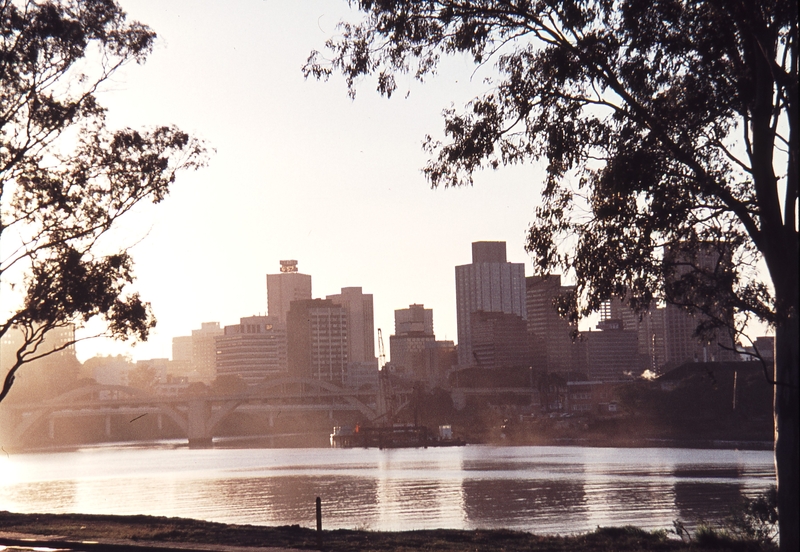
[187,399,213,448]
[105,415,112,437]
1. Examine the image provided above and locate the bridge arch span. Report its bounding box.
[9,384,187,443]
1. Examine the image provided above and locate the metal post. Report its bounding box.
[316,496,322,532]
[316,496,322,549]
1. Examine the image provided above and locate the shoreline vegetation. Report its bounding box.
[0,511,778,551]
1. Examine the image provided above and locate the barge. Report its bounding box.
[330,424,465,449]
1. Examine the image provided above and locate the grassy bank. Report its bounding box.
[0,511,776,551]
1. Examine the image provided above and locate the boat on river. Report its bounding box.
[330,423,465,449]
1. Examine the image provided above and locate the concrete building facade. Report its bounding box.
[526,275,582,375]
[455,241,526,366]
[287,299,348,385]
[470,310,530,370]
[267,260,312,324]
[326,286,375,364]
[215,315,288,385]
[191,322,223,383]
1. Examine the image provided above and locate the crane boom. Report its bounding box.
[377,328,386,371]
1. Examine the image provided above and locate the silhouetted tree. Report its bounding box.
[305,1,797,547]
[127,363,159,393]
[1,1,207,402]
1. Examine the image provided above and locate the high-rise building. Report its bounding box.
[191,322,223,382]
[172,336,193,363]
[526,275,582,374]
[583,319,640,381]
[455,241,526,366]
[215,315,288,385]
[423,340,457,388]
[267,260,312,323]
[390,304,436,379]
[470,310,530,370]
[0,324,79,399]
[395,303,434,335]
[663,243,737,366]
[287,299,348,385]
[326,287,375,363]
[601,298,666,373]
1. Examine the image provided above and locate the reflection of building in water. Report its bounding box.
[203,475,380,527]
[460,478,588,531]
[374,459,464,531]
[585,480,671,528]
[673,481,744,526]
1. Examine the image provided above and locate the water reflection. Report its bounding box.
[0,445,775,534]
[674,482,744,523]
[462,479,588,531]
[4,480,77,512]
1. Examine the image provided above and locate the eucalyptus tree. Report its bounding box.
[1,1,207,402]
[305,1,798,547]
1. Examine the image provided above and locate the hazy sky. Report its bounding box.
[77,0,550,362]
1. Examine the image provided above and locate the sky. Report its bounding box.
[75,0,552,362]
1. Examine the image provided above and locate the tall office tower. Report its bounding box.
[192,322,223,382]
[526,275,582,374]
[601,298,667,373]
[267,260,312,323]
[287,299,348,385]
[326,287,375,363]
[583,318,640,381]
[215,315,288,385]
[663,243,737,366]
[455,241,527,366]
[389,304,436,379]
[172,336,193,363]
[423,340,457,388]
[170,335,193,379]
[470,311,531,370]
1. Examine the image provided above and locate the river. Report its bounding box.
[0,442,775,535]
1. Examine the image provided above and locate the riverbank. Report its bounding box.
[0,512,774,551]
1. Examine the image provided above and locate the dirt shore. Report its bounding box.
[0,511,773,551]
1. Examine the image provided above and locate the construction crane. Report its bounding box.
[377,328,387,371]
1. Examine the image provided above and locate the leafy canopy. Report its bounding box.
[1,0,208,401]
[305,0,797,342]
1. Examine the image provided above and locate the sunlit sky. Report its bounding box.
[76,0,552,362]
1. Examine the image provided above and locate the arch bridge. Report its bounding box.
[1,377,412,447]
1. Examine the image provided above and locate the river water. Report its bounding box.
[0,442,775,535]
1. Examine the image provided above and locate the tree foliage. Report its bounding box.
[305,1,797,549]
[1,0,207,402]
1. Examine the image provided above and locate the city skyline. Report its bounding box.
[71,0,548,363]
[67,0,769,364]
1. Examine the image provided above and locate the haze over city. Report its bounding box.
[76,0,548,363]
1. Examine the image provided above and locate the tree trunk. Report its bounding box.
[774,291,799,552]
